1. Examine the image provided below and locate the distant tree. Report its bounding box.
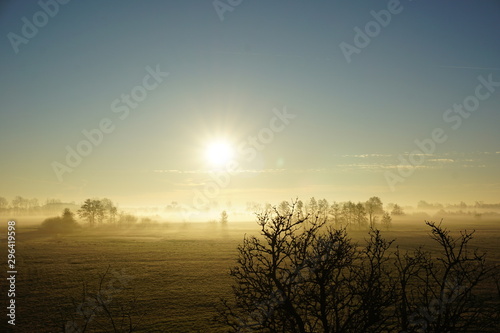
[417,200,430,210]
[264,203,272,213]
[0,196,8,212]
[329,201,342,227]
[117,213,138,227]
[108,206,118,224]
[296,200,304,218]
[306,197,318,215]
[309,197,318,210]
[101,198,118,224]
[246,201,261,213]
[11,196,28,214]
[28,198,40,212]
[278,201,291,215]
[40,208,80,233]
[342,201,356,227]
[220,210,228,225]
[365,196,384,228]
[78,199,105,227]
[62,208,74,221]
[138,217,159,228]
[354,202,368,228]
[391,204,405,216]
[165,201,180,212]
[317,198,329,219]
[417,200,443,210]
[45,198,62,205]
[381,212,392,230]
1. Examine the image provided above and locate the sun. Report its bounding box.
[205,140,233,167]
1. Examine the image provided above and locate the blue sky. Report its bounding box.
[1,0,499,210]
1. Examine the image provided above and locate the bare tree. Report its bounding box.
[11,195,28,214]
[341,201,356,227]
[101,198,118,225]
[365,196,384,228]
[0,196,8,212]
[354,202,368,229]
[391,204,405,216]
[395,222,498,332]
[216,201,500,333]
[216,201,396,332]
[381,212,392,230]
[306,197,318,216]
[78,199,105,227]
[329,202,342,228]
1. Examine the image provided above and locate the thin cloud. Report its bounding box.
[439,65,500,71]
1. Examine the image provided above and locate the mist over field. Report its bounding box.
[1,196,500,332]
[1,0,500,332]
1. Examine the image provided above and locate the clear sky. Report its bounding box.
[1,0,499,211]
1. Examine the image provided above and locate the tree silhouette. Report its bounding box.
[40,208,80,233]
[354,202,368,228]
[0,196,8,212]
[101,198,118,224]
[391,204,405,216]
[78,199,105,227]
[329,202,342,227]
[220,210,228,225]
[216,201,395,332]
[365,196,384,228]
[216,201,500,332]
[381,212,392,230]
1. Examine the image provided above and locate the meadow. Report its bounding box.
[1,216,499,332]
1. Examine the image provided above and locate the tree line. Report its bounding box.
[0,196,79,215]
[265,196,403,230]
[39,198,155,233]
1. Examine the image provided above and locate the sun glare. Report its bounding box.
[205,141,233,167]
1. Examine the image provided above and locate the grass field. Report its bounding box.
[1,217,499,332]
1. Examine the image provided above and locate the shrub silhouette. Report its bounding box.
[40,208,81,234]
[216,200,499,332]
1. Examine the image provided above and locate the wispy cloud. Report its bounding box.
[332,151,498,172]
[439,65,500,71]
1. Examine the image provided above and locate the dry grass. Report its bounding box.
[0,217,498,332]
